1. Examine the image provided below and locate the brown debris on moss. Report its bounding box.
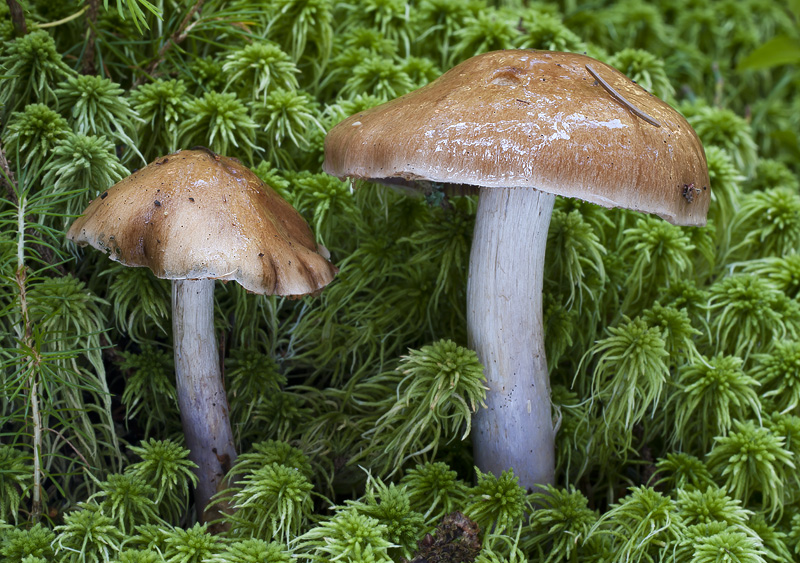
[401,512,481,563]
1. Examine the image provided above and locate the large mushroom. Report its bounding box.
[67,148,337,520]
[323,50,709,491]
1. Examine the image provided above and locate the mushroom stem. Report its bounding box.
[468,187,556,491]
[172,278,237,522]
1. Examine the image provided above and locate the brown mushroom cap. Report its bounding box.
[323,49,710,226]
[67,149,337,296]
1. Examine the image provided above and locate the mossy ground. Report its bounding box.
[1,0,800,561]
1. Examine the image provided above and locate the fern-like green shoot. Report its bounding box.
[652,452,716,492]
[225,348,287,432]
[178,92,258,162]
[681,527,767,563]
[53,503,125,563]
[54,74,143,164]
[162,523,222,563]
[704,146,743,240]
[263,0,334,71]
[340,54,415,101]
[219,462,315,543]
[752,340,800,415]
[641,302,701,364]
[687,104,758,176]
[0,523,55,562]
[129,79,190,159]
[706,419,795,517]
[399,461,469,523]
[105,264,171,342]
[119,346,179,437]
[742,254,800,301]
[0,30,75,113]
[344,475,427,560]
[365,340,487,475]
[42,132,129,218]
[295,508,394,562]
[229,440,314,481]
[728,187,800,261]
[113,548,163,563]
[524,485,597,563]
[586,486,680,563]
[745,158,799,193]
[748,513,793,563]
[2,103,69,171]
[449,10,518,65]
[618,215,695,312]
[671,354,761,451]
[208,539,292,563]
[126,438,197,523]
[545,208,606,312]
[676,485,752,528]
[607,48,676,101]
[252,88,325,167]
[514,10,584,52]
[706,274,799,360]
[223,42,299,102]
[291,173,355,246]
[584,316,669,446]
[339,0,413,56]
[88,473,162,534]
[465,468,531,536]
[0,446,30,524]
[400,56,441,88]
[603,0,670,53]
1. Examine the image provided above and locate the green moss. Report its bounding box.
[707,420,795,517]
[524,485,597,563]
[0,30,74,114]
[2,103,69,171]
[220,462,315,543]
[2,0,800,554]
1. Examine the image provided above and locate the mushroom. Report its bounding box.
[67,148,337,520]
[322,50,709,491]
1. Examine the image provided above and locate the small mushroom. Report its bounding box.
[67,148,337,521]
[323,50,709,491]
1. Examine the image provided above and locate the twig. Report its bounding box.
[5,0,27,37]
[0,138,18,205]
[82,0,99,75]
[1,140,66,274]
[134,0,205,87]
[39,4,89,28]
[585,64,662,128]
[13,194,44,522]
[48,427,91,469]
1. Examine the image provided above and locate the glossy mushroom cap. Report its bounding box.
[324,49,710,226]
[67,149,337,296]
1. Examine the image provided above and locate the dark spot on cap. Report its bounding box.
[258,252,264,257]
[100,191,108,199]
[189,197,195,202]
[154,200,161,207]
